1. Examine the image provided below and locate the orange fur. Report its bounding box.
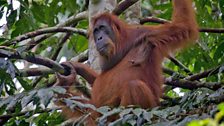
[55,0,198,125]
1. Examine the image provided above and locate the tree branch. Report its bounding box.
[199,28,224,33]
[165,78,222,90]
[1,27,87,46]
[58,11,88,27]
[26,11,88,50]
[18,50,88,77]
[18,68,54,77]
[50,24,78,61]
[71,50,88,62]
[2,11,88,50]
[32,23,80,86]
[140,17,224,33]
[185,65,224,81]
[0,49,66,75]
[168,56,191,74]
[113,0,139,15]
[140,17,169,24]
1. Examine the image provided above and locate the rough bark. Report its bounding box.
[88,0,117,72]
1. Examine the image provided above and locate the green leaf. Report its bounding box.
[218,103,224,112]
[51,86,66,94]
[0,0,7,5]
[97,106,111,114]
[21,90,37,108]
[6,10,17,28]
[30,2,47,24]
[64,98,96,110]
[17,77,32,91]
[47,111,64,125]
[119,108,133,117]
[37,88,54,107]
[6,93,24,111]
[132,108,143,117]
[69,34,88,53]
[98,108,122,125]
[0,37,7,43]
[0,96,13,108]
[143,111,152,122]
[33,112,49,126]
[214,42,224,60]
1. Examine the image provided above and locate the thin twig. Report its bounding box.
[1,27,87,46]
[199,28,224,33]
[168,56,191,74]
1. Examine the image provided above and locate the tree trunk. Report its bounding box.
[88,0,117,72]
[124,1,141,24]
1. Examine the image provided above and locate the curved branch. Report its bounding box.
[113,0,139,15]
[18,50,88,77]
[0,49,66,75]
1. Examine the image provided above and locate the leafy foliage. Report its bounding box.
[188,103,224,126]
